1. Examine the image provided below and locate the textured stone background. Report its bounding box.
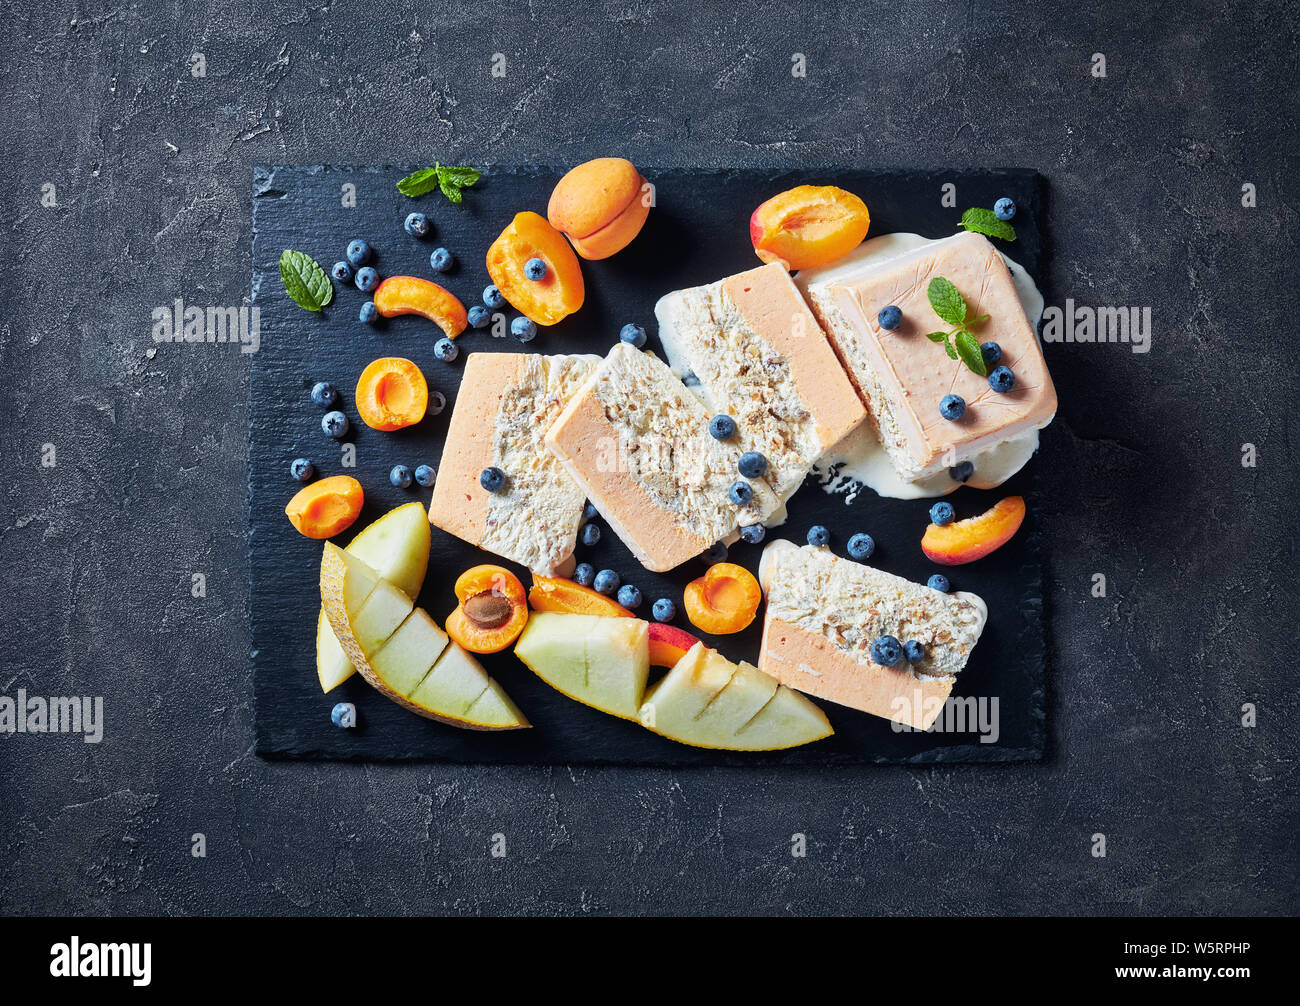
[1,0,1295,915]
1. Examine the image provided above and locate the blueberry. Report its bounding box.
[739,524,766,545]
[728,480,754,505]
[702,541,728,564]
[807,524,830,547]
[988,365,1015,393]
[434,338,459,362]
[652,597,677,622]
[709,415,737,440]
[427,391,447,415]
[949,460,974,482]
[390,464,413,488]
[870,635,903,667]
[524,257,547,280]
[847,532,875,560]
[903,640,926,664]
[994,197,1016,222]
[878,305,902,330]
[617,584,643,609]
[939,394,966,421]
[355,266,379,292]
[593,569,620,595]
[619,323,647,348]
[580,523,601,547]
[311,381,337,407]
[480,466,505,492]
[404,212,430,238]
[414,464,436,487]
[511,316,537,342]
[582,502,599,523]
[322,410,349,438]
[483,284,505,309]
[331,261,353,282]
[429,247,453,272]
[468,305,490,329]
[927,574,951,593]
[737,451,768,479]
[359,301,378,324]
[573,563,596,587]
[330,701,357,728]
[980,341,1002,367]
[930,501,955,526]
[289,457,314,482]
[346,239,371,267]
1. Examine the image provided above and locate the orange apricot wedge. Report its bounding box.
[647,621,701,668]
[548,158,651,260]
[486,211,585,325]
[372,276,469,338]
[921,495,1026,566]
[683,562,762,635]
[749,184,870,271]
[285,475,364,539]
[355,357,428,431]
[528,575,633,618]
[445,565,530,654]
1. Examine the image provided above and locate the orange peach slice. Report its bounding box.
[548,157,650,260]
[922,495,1026,566]
[749,184,870,271]
[647,621,701,668]
[285,476,364,539]
[528,574,633,618]
[486,211,585,325]
[372,276,469,338]
[683,562,762,635]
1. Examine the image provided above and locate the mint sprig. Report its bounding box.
[960,206,1016,241]
[279,250,333,312]
[925,277,989,376]
[397,163,482,204]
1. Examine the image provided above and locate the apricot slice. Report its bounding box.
[355,357,428,431]
[647,621,701,668]
[922,495,1026,566]
[683,562,762,635]
[372,276,469,338]
[445,565,530,654]
[749,184,870,271]
[548,157,651,260]
[486,212,585,325]
[285,475,364,539]
[528,574,633,618]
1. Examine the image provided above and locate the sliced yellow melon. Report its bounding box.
[514,612,649,720]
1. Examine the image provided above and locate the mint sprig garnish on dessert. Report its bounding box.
[279,249,333,312]
[924,276,989,377]
[959,206,1017,241]
[396,163,482,204]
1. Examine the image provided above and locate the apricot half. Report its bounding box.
[445,565,530,654]
[547,157,650,260]
[749,184,870,271]
[486,211,585,325]
[528,574,633,618]
[683,562,762,635]
[355,357,428,431]
[285,475,364,539]
[372,276,469,338]
[921,495,1026,566]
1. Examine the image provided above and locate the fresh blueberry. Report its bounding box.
[467,305,490,329]
[582,502,599,523]
[739,524,766,545]
[359,301,378,324]
[652,597,677,622]
[617,584,643,609]
[346,239,371,267]
[322,411,349,438]
[949,460,974,482]
[927,573,951,593]
[355,266,379,292]
[404,212,430,238]
[728,480,754,505]
[930,501,955,526]
[807,524,830,547]
[980,341,1002,367]
[870,635,903,667]
[709,415,737,440]
[389,464,412,488]
[414,464,436,487]
[939,394,966,421]
[434,337,459,362]
[702,541,728,564]
[289,457,314,482]
[737,451,768,479]
[330,701,357,728]
[482,285,505,309]
[331,261,353,282]
[878,305,903,330]
[573,563,596,587]
[427,391,447,415]
[429,247,453,272]
[993,197,1016,222]
[580,523,601,547]
[903,640,926,664]
[311,381,337,407]
[480,466,505,492]
[988,365,1015,393]
[619,323,647,348]
[511,316,537,342]
[593,569,620,595]
[524,257,547,280]
[847,532,875,560]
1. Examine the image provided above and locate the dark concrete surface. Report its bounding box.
[1,0,1295,916]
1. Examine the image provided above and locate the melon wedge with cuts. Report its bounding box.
[638,642,832,750]
[319,543,528,730]
[316,502,431,692]
[514,611,649,720]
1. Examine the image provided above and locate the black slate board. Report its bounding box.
[250,165,1047,765]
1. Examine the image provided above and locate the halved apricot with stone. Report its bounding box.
[548,157,651,260]
[922,495,1026,566]
[528,574,633,618]
[285,475,364,539]
[683,562,762,635]
[486,212,585,325]
[749,184,870,271]
[355,357,428,431]
[372,276,468,338]
[445,565,530,654]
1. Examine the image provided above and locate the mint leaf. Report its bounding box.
[960,207,1017,242]
[396,163,481,203]
[396,167,441,198]
[437,164,481,189]
[279,250,332,312]
[928,277,966,326]
[924,331,949,343]
[941,335,958,360]
[954,330,987,376]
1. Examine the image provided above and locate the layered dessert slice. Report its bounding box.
[799,231,1056,488]
[430,352,598,575]
[757,540,987,729]
[654,262,866,499]
[544,342,784,572]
